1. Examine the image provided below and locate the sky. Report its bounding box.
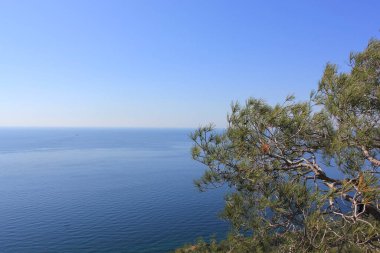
[0,1,379,128]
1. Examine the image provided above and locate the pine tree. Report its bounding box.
[178,39,380,252]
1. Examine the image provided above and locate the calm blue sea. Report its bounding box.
[0,128,228,253]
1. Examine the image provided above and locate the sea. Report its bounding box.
[0,128,229,253]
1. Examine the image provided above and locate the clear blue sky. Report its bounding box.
[0,1,379,128]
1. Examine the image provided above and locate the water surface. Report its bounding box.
[0,128,228,252]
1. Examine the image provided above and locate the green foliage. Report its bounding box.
[176,39,380,252]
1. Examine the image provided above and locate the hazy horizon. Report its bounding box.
[0,126,199,129]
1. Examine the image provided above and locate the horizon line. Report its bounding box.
[0,126,210,130]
